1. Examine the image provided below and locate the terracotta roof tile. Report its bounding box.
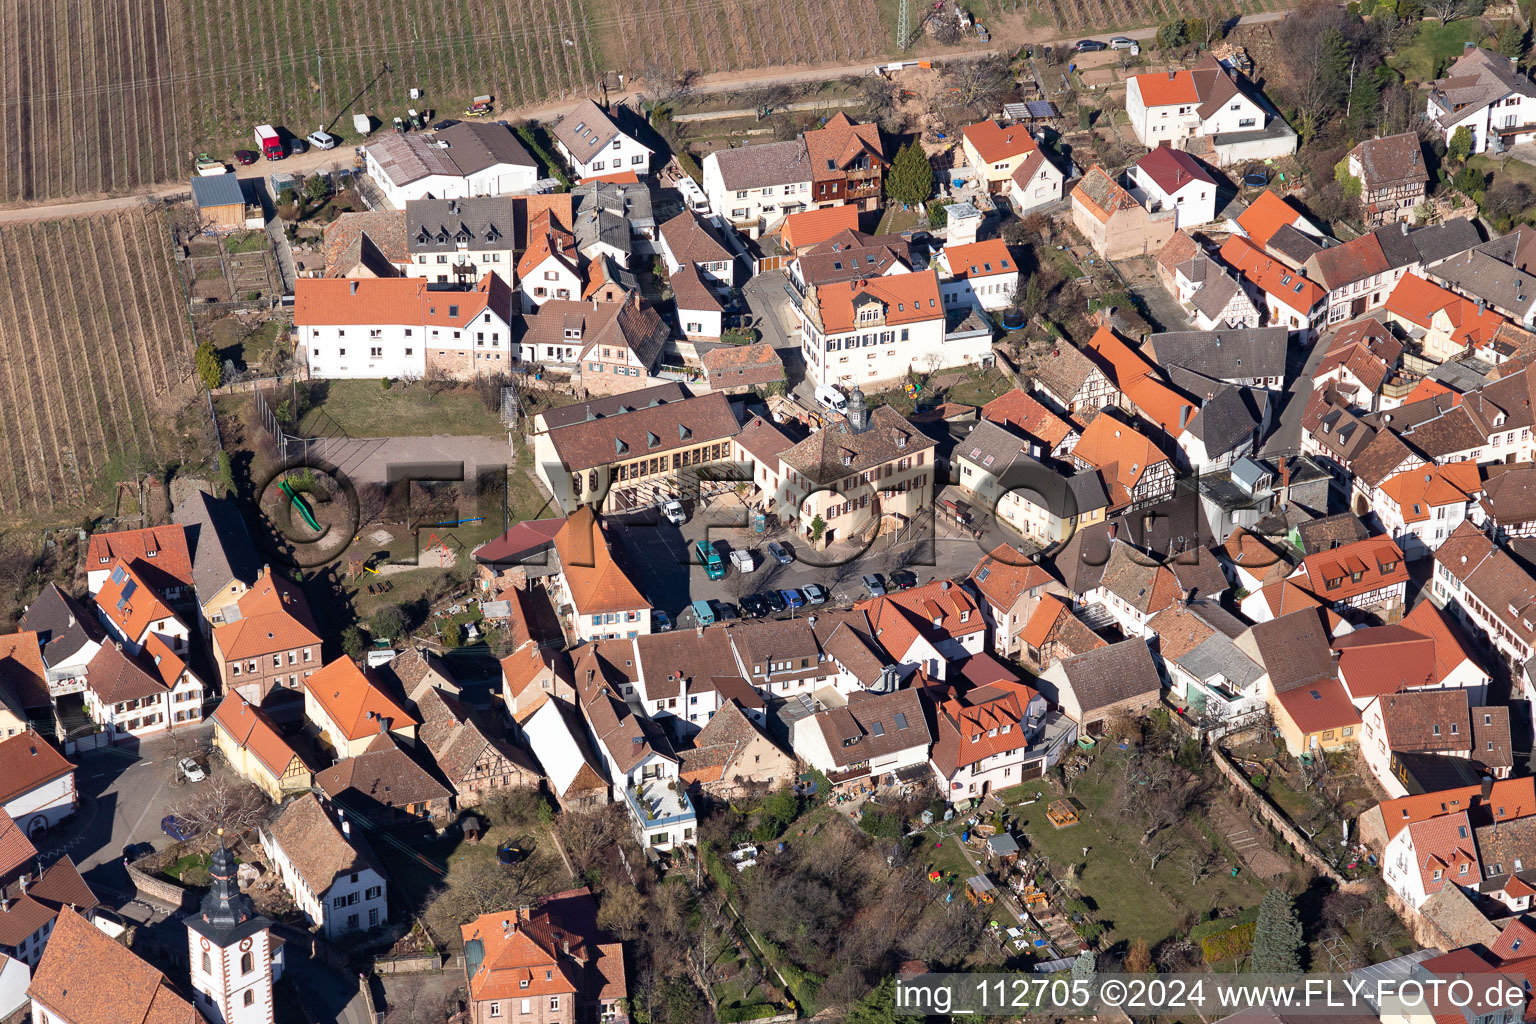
[960,119,1041,164]
[941,239,1017,280]
[553,507,648,614]
[29,908,198,1024]
[781,204,860,251]
[812,269,944,333]
[305,657,418,742]
[1377,777,1536,841]
[209,692,303,779]
[0,632,49,710]
[0,732,73,808]
[262,791,383,897]
[1275,678,1361,736]
[1131,69,1202,106]
[212,567,320,662]
[1236,190,1309,249]
[85,526,194,593]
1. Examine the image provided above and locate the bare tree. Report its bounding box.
[1180,845,1215,885]
[1424,0,1472,24]
[384,985,454,1024]
[0,541,36,603]
[425,851,559,938]
[945,57,1012,118]
[172,777,271,836]
[554,805,624,875]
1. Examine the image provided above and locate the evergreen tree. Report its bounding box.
[1320,29,1353,115]
[1347,70,1381,138]
[1071,950,1097,985]
[846,978,898,1024]
[1499,20,1528,60]
[195,339,222,390]
[1251,889,1304,972]
[885,142,934,207]
[1449,125,1474,163]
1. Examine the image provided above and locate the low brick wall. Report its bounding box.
[1210,749,1372,892]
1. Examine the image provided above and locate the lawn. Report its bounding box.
[877,204,923,235]
[990,760,1268,951]
[295,379,505,437]
[1388,19,1498,84]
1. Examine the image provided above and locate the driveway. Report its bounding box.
[743,270,804,385]
[1112,256,1186,333]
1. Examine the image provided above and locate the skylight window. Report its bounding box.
[870,721,885,737]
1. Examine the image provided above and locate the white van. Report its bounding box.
[815,384,848,413]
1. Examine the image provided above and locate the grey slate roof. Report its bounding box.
[1146,327,1288,383]
[956,419,1031,476]
[1409,218,1482,266]
[1428,247,1536,318]
[1184,384,1265,457]
[1189,272,1247,323]
[406,197,515,255]
[190,173,245,209]
[20,583,105,666]
[173,490,260,606]
[1266,222,1325,265]
[709,139,812,191]
[1177,630,1266,691]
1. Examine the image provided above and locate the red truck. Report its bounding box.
[254,124,284,161]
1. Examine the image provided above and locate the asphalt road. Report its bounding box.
[1259,328,1329,460]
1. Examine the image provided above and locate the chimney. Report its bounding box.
[377,715,388,734]
[1181,588,1192,606]
[1178,405,1191,429]
[502,919,512,936]
[18,875,28,895]
[1483,777,1495,801]
[1107,521,1118,543]
[1400,221,1408,235]
[518,903,531,922]
[631,290,642,310]
[563,939,570,955]
[1167,70,1175,80]
[342,819,352,837]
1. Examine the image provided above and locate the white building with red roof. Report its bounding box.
[1127,146,1218,228]
[928,675,1055,799]
[797,267,988,390]
[1124,55,1296,164]
[1362,460,1481,559]
[935,239,1020,312]
[853,579,986,681]
[1218,234,1328,333]
[295,272,518,380]
[1383,808,1483,909]
[1288,535,1409,616]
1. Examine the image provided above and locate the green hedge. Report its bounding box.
[1188,905,1260,944]
[1200,921,1257,964]
[717,1005,778,1023]
[514,125,572,189]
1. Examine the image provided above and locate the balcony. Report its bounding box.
[624,778,695,831]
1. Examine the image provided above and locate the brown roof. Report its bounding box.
[1058,638,1161,714]
[412,683,538,790]
[315,731,452,809]
[804,112,886,179]
[1472,705,1514,772]
[811,688,930,770]
[85,526,194,594]
[29,907,198,1024]
[262,791,383,897]
[1481,464,1536,526]
[779,403,935,486]
[545,389,739,473]
[659,210,735,265]
[84,642,171,704]
[701,342,785,388]
[212,567,320,662]
[552,98,629,164]
[732,414,794,467]
[793,230,911,289]
[1350,133,1428,190]
[1248,610,1336,693]
[1376,690,1470,752]
[1032,342,1106,406]
[209,692,302,779]
[1071,164,1138,225]
[0,732,74,807]
[1158,230,1202,274]
[670,263,724,313]
[322,211,409,276]
[676,699,787,783]
[1306,232,1389,290]
[708,138,811,191]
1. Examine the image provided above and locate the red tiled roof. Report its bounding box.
[1385,273,1508,352]
[981,389,1073,448]
[1071,412,1170,509]
[305,657,418,742]
[1083,325,1192,434]
[29,908,199,1024]
[1379,461,1480,523]
[210,691,303,779]
[97,559,181,645]
[1236,190,1307,249]
[1135,145,1214,194]
[1295,535,1408,603]
[553,507,647,614]
[942,239,1017,280]
[813,270,944,333]
[294,272,512,328]
[1377,777,1536,841]
[1274,678,1361,736]
[0,732,74,807]
[960,120,1041,165]
[1408,810,1481,897]
[85,526,193,591]
[1219,234,1325,312]
[1132,69,1202,106]
[212,567,319,661]
[1402,599,1483,686]
[781,204,860,251]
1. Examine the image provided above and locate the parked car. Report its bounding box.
[780,589,806,610]
[767,541,793,565]
[121,842,153,862]
[740,594,770,618]
[432,118,460,131]
[178,758,206,783]
[802,583,828,605]
[889,570,919,591]
[760,590,787,614]
[715,602,740,622]
[233,150,258,166]
[1109,36,1137,49]
[862,573,887,597]
[653,610,673,633]
[306,130,339,151]
[1074,38,1107,51]
[815,383,848,413]
[161,815,197,842]
[730,549,755,573]
[662,499,687,525]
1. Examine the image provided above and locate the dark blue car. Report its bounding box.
[780,589,805,610]
[161,815,197,842]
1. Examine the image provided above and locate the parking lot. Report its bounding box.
[607,497,998,629]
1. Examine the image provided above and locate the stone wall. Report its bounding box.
[125,863,194,911]
[1210,749,1372,892]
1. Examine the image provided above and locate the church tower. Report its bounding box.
[186,834,280,1024]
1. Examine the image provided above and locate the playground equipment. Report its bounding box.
[1046,800,1080,829]
[279,479,320,532]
